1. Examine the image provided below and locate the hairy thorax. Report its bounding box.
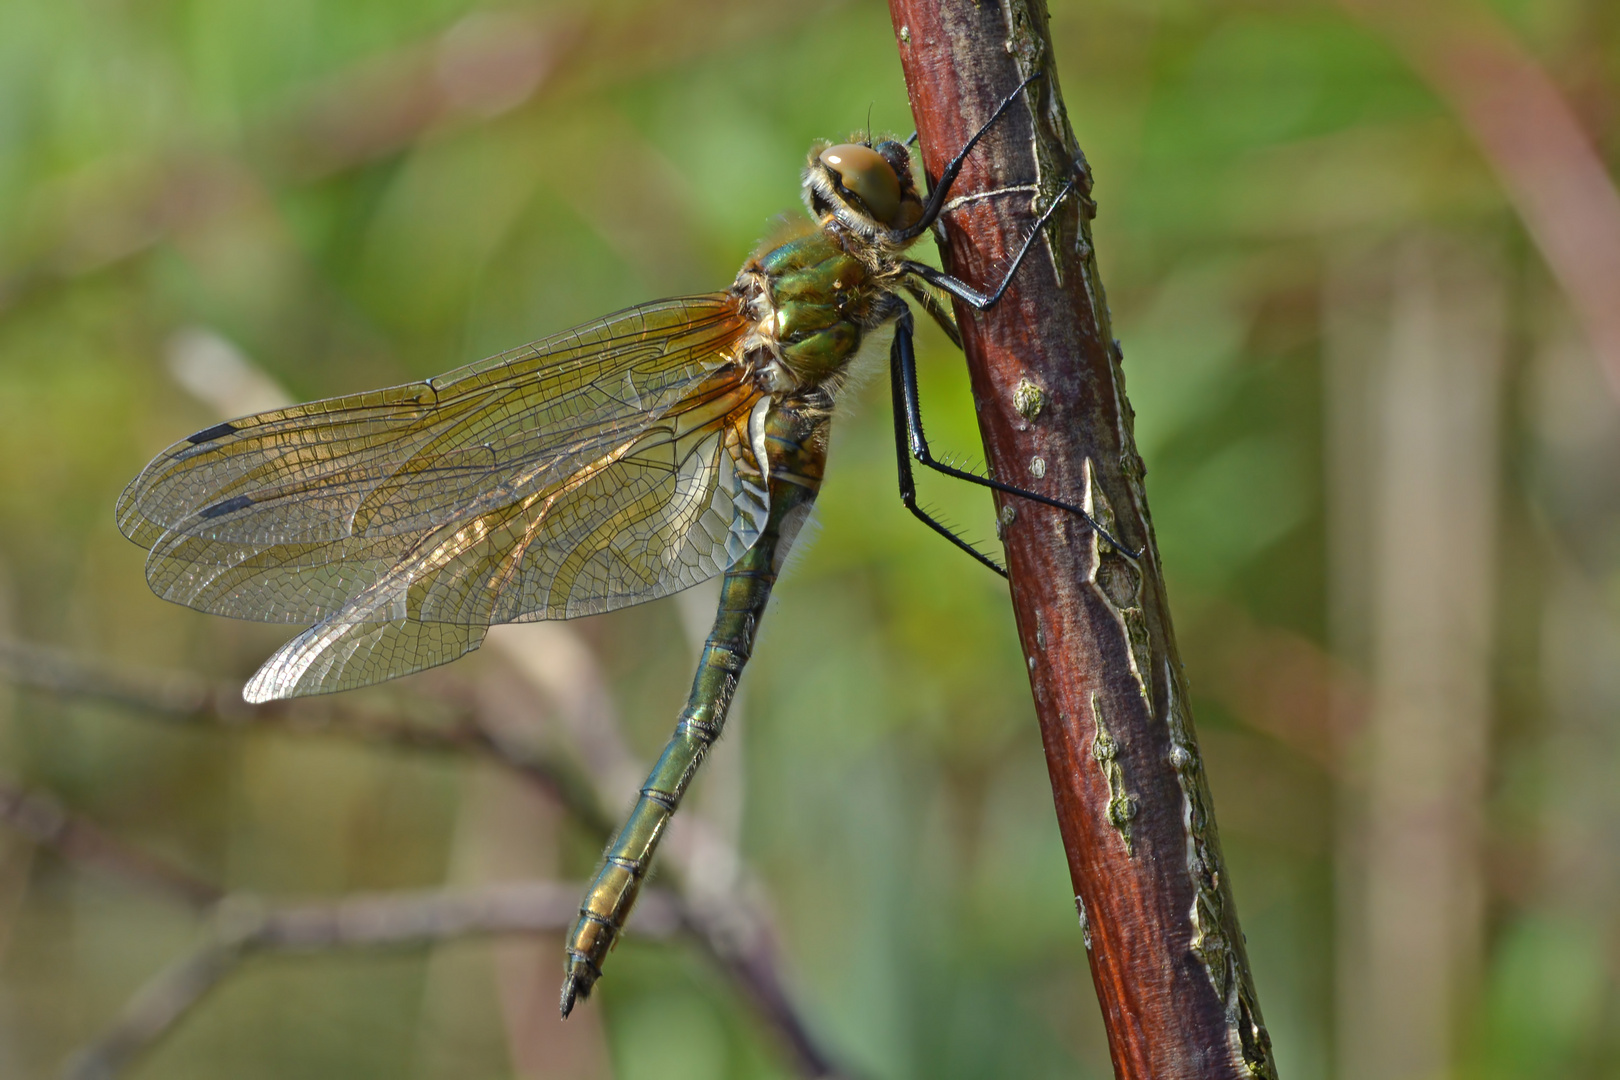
[732,218,909,394]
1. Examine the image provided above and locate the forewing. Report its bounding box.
[242,376,772,700]
[118,295,750,624]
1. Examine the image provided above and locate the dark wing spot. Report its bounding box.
[199,495,254,519]
[187,422,238,445]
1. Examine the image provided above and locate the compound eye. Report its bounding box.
[819,143,902,225]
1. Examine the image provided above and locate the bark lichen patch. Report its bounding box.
[1165,661,1276,1079]
[1083,460,1152,708]
[995,501,1017,539]
[1089,693,1138,856]
[1013,376,1047,421]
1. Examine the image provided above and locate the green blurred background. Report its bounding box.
[2,0,1618,1077]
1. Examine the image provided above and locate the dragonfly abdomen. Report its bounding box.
[561,396,829,1017]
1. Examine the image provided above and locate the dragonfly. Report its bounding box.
[117,73,1133,1016]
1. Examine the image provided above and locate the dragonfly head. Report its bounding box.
[805,139,925,239]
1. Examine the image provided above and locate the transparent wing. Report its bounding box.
[241,375,771,701]
[118,295,752,625]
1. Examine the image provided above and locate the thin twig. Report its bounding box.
[4,642,851,1078]
[63,881,678,1080]
[0,638,616,837]
[0,782,221,909]
[0,774,724,1079]
[0,637,464,738]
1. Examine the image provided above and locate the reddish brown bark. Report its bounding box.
[886,4,1276,1077]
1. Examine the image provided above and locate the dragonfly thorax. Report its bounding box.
[735,226,901,392]
[730,138,931,394]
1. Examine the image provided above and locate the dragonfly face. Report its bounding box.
[117,73,1103,1015]
[808,140,926,232]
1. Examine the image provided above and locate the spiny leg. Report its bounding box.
[902,175,1078,312]
[560,401,827,1017]
[890,73,1142,564]
[900,277,961,349]
[891,304,1142,566]
[896,71,1044,240]
[889,308,1007,577]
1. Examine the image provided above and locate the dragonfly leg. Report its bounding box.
[561,399,828,1017]
[895,71,1044,241]
[890,307,1143,566]
[900,276,961,349]
[901,174,1079,312]
[889,309,1007,577]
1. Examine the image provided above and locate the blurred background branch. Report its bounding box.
[0,639,848,1079]
[64,881,678,1080]
[0,637,618,837]
[0,781,221,910]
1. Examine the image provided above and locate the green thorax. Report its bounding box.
[751,226,886,387]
